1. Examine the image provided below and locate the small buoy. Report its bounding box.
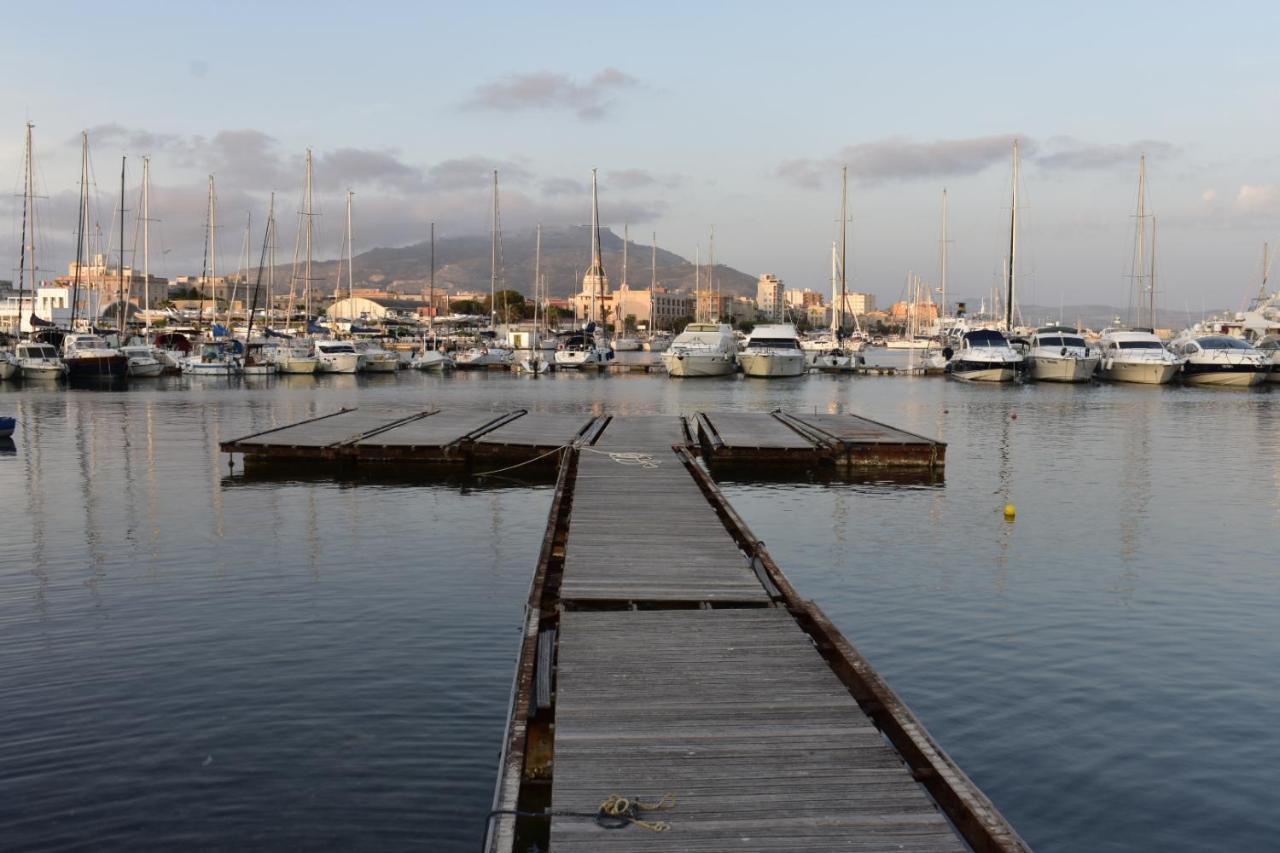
[1010,413,1018,420]
[1003,503,1016,521]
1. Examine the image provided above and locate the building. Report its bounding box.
[53,255,171,316]
[572,258,611,325]
[834,291,876,317]
[889,300,939,326]
[756,273,785,322]
[326,296,431,324]
[784,288,824,310]
[0,286,72,333]
[610,283,694,331]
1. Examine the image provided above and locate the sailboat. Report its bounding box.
[456,171,515,369]
[411,222,453,371]
[555,169,613,370]
[517,225,552,374]
[811,168,862,370]
[946,140,1024,381]
[1098,154,1180,384]
[612,224,641,351]
[641,233,670,352]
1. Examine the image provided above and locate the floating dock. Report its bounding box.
[222,407,944,476]
[484,432,1024,853]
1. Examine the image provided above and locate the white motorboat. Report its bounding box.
[119,344,165,378]
[554,330,612,370]
[238,342,278,376]
[738,324,808,378]
[62,333,129,379]
[642,332,671,353]
[1169,334,1267,387]
[515,352,551,374]
[0,351,19,381]
[1097,329,1181,385]
[662,323,737,377]
[14,342,64,379]
[1025,326,1100,383]
[946,329,1023,381]
[180,341,242,376]
[885,336,933,350]
[353,340,399,373]
[314,339,362,374]
[411,349,454,371]
[454,345,513,369]
[265,342,319,374]
[1255,335,1280,383]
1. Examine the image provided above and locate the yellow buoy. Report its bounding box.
[1003,503,1016,521]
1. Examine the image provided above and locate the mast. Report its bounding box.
[142,156,151,334]
[210,175,218,331]
[346,189,355,331]
[650,232,657,332]
[16,122,34,336]
[709,226,717,321]
[1005,139,1019,331]
[939,188,949,322]
[198,176,211,329]
[533,223,542,344]
[1260,242,1270,305]
[267,191,275,329]
[117,156,127,337]
[694,245,701,323]
[1134,154,1147,328]
[830,243,839,335]
[428,221,435,340]
[621,222,628,337]
[1149,215,1158,329]
[839,165,848,338]
[303,149,314,330]
[587,167,604,327]
[71,131,89,331]
[490,170,498,327]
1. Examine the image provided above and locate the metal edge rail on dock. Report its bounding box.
[483,442,1026,853]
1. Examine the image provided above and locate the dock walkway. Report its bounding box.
[486,415,1021,853]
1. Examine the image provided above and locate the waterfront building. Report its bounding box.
[756,273,785,322]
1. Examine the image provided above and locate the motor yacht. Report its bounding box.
[353,340,399,373]
[945,329,1023,381]
[265,342,319,374]
[119,344,165,377]
[1169,334,1267,387]
[1,350,19,380]
[15,341,64,379]
[1097,329,1181,385]
[62,333,129,379]
[1025,326,1100,382]
[661,323,737,377]
[738,324,808,378]
[410,348,454,371]
[180,341,242,376]
[314,339,362,374]
[1255,334,1280,383]
[611,335,642,352]
[454,344,514,369]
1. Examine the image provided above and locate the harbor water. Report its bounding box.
[1,368,1277,851]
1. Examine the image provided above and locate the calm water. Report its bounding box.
[1,366,1277,852]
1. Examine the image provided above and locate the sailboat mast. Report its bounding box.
[694,245,701,323]
[118,157,127,337]
[940,188,949,321]
[267,191,275,327]
[1006,140,1019,331]
[429,221,435,339]
[71,131,88,331]
[840,165,848,337]
[491,170,499,327]
[210,175,219,331]
[1136,154,1147,327]
[830,243,839,335]
[346,189,355,329]
[303,149,313,329]
[650,232,657,332]
[534,223,542,339]
[15,122,33,336]
[709,226,717,321]
[589,167,601,326]
[142,156,150,334]
[1149,215,1158,329]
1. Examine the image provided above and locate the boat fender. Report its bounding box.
[942,347,954,360]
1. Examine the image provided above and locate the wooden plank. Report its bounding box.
[232,408,427,448]
[479,413,597,449]
[355,410,512,448]
[700,411,815,450]
[549,609,964,851]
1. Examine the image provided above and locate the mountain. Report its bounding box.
[1008,303,1229,331]
[283,226,759,299]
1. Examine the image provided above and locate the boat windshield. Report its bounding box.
[1036,336,1086,348]
[74,337,109,350]
[963,330,1008,346]
[1198,336,1252,350]
[1118,340,1164,350]
[22,344,58,357]
[320,343,356,353]
[747,338,800,350]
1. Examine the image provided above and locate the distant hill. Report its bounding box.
[283,226,759,299]
[1008,303,1228,331]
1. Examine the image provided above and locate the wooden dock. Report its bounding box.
[485,430,1024,853]
[698,409,945,471]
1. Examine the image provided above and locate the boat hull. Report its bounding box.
[19,363,64,380]
[0,359,16,381]
[738,352,807,377]
[1028,355,1099,383]
[949,360,1018,382]
[64,354,129,379]
[360,357,399,373]
[128,359,166,378]
[411,351,453,371]
[276,356,319,374]
[1181,365,1266,387]
[662,352,736,377]
[316,353,361,374]
[1098,360,1179,385]
[554,351,608,370]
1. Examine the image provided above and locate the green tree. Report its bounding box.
[671,315,694,334]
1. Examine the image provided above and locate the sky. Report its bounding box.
[2,0,1279,314]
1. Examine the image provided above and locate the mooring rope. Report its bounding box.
[481,791,676,849]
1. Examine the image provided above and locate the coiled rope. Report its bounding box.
[481,792,676,848]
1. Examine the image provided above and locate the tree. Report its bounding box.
[450,299,483,315]
[482,289,526,324]
[671,315,694,334]
[737,320,755,334]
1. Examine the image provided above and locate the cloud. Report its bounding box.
[315,147,425,191]
[1035,136,1178,170]
[606,168,681,191]
[1234,184,1280,216]
[425,156,532,191]
[541,176,587,196]
[778,134,1027,188]
[462,68,638,120]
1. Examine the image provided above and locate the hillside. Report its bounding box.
[285,226,759,299]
